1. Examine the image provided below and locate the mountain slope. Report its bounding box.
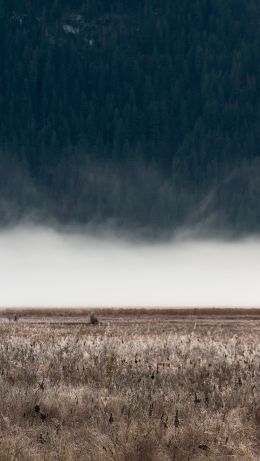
[1,0,260,235]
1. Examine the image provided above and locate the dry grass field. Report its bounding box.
[0,309,259,460]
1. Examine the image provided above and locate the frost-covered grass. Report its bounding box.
[0,318,259,460]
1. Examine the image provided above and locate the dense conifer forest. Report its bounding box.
[1,0,260,236]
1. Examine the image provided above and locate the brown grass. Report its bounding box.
[0,312,259,460]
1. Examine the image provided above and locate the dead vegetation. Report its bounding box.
[0,315,259,460]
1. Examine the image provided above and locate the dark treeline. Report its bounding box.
[0,0,260,236]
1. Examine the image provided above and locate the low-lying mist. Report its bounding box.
[0,226,259,308]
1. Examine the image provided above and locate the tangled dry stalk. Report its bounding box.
[0,313,259,460]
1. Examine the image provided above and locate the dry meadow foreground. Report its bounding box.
[0,309,259,461]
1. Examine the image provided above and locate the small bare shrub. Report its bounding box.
[89,312,98,325]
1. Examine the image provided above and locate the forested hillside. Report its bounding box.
[1,0,260,235]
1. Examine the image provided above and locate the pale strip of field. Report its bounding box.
[0,307,259,327]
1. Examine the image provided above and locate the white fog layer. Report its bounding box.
[0,227,259,308]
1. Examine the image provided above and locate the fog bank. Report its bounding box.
[0,227,259,308]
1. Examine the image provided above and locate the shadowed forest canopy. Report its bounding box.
[0,0,260,235]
